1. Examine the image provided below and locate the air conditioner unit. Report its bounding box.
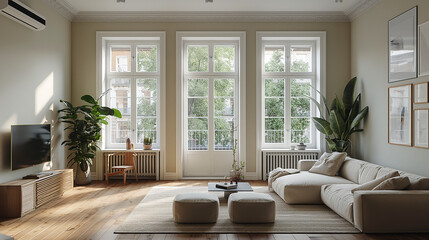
[0,0,46,31]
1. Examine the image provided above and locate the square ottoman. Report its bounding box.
[173,192,219,223]
[228,192,276,223]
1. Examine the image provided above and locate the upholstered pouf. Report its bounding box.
[173,193,219,223]
[228,192,276,223]
[0,233,13,240]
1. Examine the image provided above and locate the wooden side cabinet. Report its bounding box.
[0,169,73,218]
[0,179,35,218]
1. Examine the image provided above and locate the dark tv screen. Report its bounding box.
[11,124,51,171]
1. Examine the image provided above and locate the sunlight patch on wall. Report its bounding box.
[1,113,17,131]
[35,72,54,116]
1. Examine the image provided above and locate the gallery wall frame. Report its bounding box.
[388,84,413,147]
[413,82,429,104]
[419,20,429,76]
[388,6,418,83]
[414,109,429,149]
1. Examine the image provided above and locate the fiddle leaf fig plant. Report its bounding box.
[58,90,122,172]
[308,77,369,152]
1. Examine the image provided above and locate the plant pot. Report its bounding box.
[297,143,307,150]
[75,162,91,186]
[230,169,242,182]
[144,144,152,150]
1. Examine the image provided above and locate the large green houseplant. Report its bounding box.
[309,77,368,152]
[58,91,122,185]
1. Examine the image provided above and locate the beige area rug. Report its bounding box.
[115,186,360,234]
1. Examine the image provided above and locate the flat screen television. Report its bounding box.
[11,124,51,171]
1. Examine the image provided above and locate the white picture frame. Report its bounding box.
[413,82,428,104]
[389,84,412,146]
[419,21,429,76]
[388,7,418,83]
[414,109,429,149]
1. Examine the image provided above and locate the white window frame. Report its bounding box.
[96,31,166,180]
[184,40,239,152]
[176,31,246,180]
[256,31,326,179]
[105,40,161,149]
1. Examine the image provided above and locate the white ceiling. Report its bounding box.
[63,0,360,13]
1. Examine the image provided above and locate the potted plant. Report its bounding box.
[58,90,122,185]
[308,77,369,152]
[143,137,153,150]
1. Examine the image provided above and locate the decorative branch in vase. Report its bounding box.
[230,126,245,182]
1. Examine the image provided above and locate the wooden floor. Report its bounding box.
[0,180,428,240]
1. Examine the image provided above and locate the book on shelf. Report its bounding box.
[215,182,238,189]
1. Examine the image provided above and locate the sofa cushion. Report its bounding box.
[373,176,410,190]
[309,152,347,176]
[376,166,398,179]
[351,171,400,193]
[397,171,429,190]
[339,157,365,183]
[272,171,354,204]
[358,163,382,184]
[321,183,359,224]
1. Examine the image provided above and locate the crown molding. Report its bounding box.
[43,0,77,21]
[345,0,381,21]
[45,0,380,23]
[72,11,349,22]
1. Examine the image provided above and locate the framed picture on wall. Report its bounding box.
[413,82,428,103]
[388,6,418,83]
[414,109,429,148]
[389,84,412,146]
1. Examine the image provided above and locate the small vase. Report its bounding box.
[75,162,91,186]
[230,169,242,182]
[144,144,152,150]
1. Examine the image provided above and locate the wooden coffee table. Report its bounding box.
[208,182,253,199]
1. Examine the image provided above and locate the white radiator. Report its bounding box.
[103,151,159,180]
[262,150,320,180]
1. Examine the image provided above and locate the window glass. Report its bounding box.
[136,78,157,144]
[137,46,157,72]
[109,78,132,144]
[264,78,285,143]
[214,45,235,72]
[188,45,209,72]
[214,78,235,150]
[290,78,311,144]
[111,46,131,72]
[187,78,209,150]
[264,46,285,72]
[290,45,312,73]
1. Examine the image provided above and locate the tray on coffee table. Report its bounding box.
[208,182,253,199]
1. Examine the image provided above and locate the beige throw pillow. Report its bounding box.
[309,152,347,176]
[407,178,429,190]
[372,176,410,190]
[351,171,399,193]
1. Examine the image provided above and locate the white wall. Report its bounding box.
[351,0,429,177]
[0,1,71,183]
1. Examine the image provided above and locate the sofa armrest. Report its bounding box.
[297,159,317,171]
[353,190,429,233]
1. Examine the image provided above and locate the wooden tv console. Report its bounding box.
[0,169,73,218]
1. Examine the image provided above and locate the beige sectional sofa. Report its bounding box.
[271,157,429,233]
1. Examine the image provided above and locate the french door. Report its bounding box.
[182,41,239,177]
